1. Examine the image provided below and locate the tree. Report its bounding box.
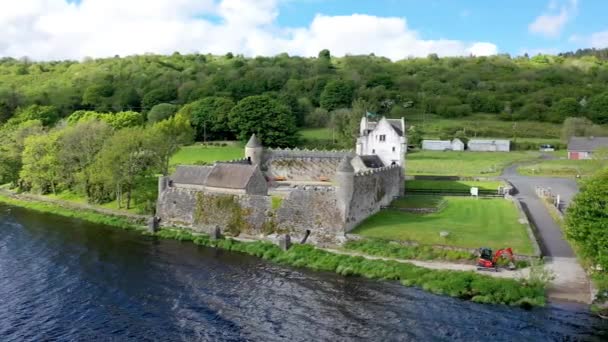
[407,125,423,148]
[147,103,178,123]
[329,108,359,147]
[148,114,194,176]
[550,97,580,123]
[188,97,235,141]
[90,127,155,209]
[305,107,329,128]
[561,117,603,141]
[0,120,44,186]
[82,84,114,110]
[587,92,608,124]
[141,88,176,112]
[320,80,354,111]
[12,104,59,126]
[57,119,113,197]
[20,132,62,194]
[228,95,298,147]
[102,111,145,129]
[566,169,608,269]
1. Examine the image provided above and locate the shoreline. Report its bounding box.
[0,191,546,307]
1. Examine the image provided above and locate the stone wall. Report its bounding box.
[275,187,344,243]
[156,186,270,235]
[344,165,403,231]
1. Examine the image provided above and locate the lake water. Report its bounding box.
[1,204,607,341]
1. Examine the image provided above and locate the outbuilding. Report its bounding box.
[422,140,452,151]
[567,136,608,160]
[468,139,510,152]
[451,138,465,151]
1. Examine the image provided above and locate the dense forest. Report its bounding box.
[2,50,608,212]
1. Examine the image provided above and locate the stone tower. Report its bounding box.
[245,134,263,167]
[336,156,355,224]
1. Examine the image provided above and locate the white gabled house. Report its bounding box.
[356,116,406,167]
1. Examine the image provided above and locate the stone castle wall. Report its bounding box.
[345,165,403,231]
[275,186,343,243]
[157,186,270,235]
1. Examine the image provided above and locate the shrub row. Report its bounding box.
[156,229,545,307]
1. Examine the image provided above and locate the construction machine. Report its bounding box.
[476,247,516,272]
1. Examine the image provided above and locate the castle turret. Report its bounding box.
[336,156,355,224]
[245,134,263,167]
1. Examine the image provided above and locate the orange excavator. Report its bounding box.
[476,247,516,272]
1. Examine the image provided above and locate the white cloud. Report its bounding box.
[0,0,498,61]
[590,31,608,48]
[528,0,578,38]
[568,30,608,49]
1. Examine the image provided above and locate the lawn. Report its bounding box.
[517,159,601,178]
[406,150,541,177]
[405,180,504,192]
[299,127,333,141]
[170,145,244,167]
[352,197,535,255]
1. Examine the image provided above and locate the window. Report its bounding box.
[392,146,396,152]
[372,149,375,154]
[379,135,386,142]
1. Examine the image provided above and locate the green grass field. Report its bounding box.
[408,113,564,139]
[352,197,534,255]
[406,150,540,176]
[405,180,504,191]
[170,145,244,166]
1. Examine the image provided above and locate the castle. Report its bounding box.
[156,116,406,245]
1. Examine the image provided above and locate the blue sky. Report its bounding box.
[277,0,605,55]
[1,0,606,60]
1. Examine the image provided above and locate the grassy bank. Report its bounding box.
[156,229,545,307]
[353,197,535,255]
[0,192,142,230]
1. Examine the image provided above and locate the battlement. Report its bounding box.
[353,163,402,177]
[221,158,250,165]
[289,184,336,192]
[265,148,353,160]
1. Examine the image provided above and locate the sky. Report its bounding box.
[1,0,607,61]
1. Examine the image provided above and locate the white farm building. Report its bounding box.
[422,139,465,151]
[468,139,510,152]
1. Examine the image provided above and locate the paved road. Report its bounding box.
[501,164,577,257]
[502,163,591,303]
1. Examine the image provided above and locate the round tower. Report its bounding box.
[336,156,355,223]
[245,134,264,167]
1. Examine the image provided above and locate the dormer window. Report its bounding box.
[379,135,386,142]
[392,146,396,152]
